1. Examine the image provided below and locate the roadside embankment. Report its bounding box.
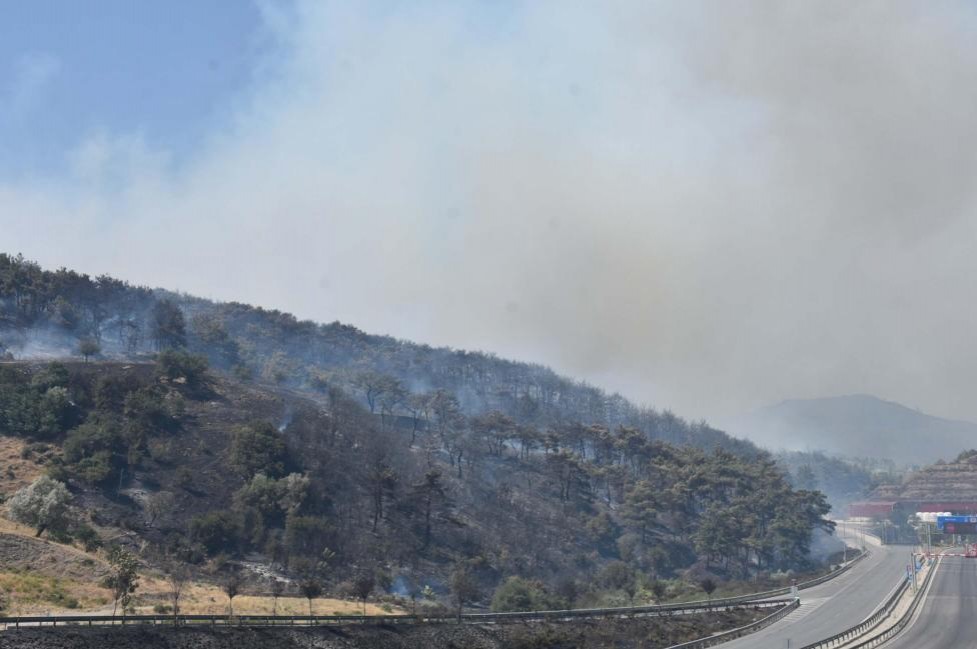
[1,608,772,649]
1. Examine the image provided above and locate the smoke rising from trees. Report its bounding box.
[3,2,977,426]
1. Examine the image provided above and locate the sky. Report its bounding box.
[4,1,977,431]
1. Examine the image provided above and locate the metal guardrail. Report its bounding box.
[0,599,793,630]
[0,551,867,632]
[800,555,930,649]
[664,598,801,649]
[655,549,869,649]
[796,549,870,591]
[844,555,936,649]
[799,578,907,648]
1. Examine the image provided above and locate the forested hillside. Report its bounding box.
[777,451,881,511]
[0,253,753,456]
[0,254,835,610]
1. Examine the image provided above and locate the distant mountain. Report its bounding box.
[732,394,977,465]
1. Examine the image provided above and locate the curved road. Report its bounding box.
[720,526,913,648]
[885,555,977,648]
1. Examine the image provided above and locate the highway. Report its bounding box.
[719,525,913,648]
[885,555,977,648]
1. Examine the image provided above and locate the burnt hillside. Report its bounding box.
[0,253,756,457]
[0,359,832,606]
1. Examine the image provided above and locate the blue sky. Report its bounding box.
[0,0,270,177]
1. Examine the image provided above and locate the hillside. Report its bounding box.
[869,450,977,503]
[732,394,977,465]
[776,451,878,512]
[0,359,833,613]
[0,254,836,613]
[0,253,756,458]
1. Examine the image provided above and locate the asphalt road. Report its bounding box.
[719,529,913,648]
[885,555,977,648]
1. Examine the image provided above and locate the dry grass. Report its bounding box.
[134,575,402,616]
[0,517,38,537]
[0,435,46,496]
[0,568,402,618]
[0,571,112,615]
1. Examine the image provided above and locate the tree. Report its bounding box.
[61,414,124,485]
[351,371,401,414]
[284,516,333,559]
[145,491,175,529]
[472,411,516,457]
[794,464,818,491]
[223,570,243,617]
[351,569,375,615]
[35,386,73,439]
[104,546,139,618]
[404,393,430,446]
[449,564,479,620]
[151,299,187,350]
[620,480,659,544]
[700,578,717,602]
[376,377,407,427]
[235,473,301,529]
[155,350,209,395]
[428,389,465,461]
[402,574,422,616]
[368,458,397,532]
[599,561,636,604]
[650,580,667,605]
[490,576,556,612]
[231,421,287,479]
[8,476,71,537]
[78,338,100,363]
[299,578,322,617]
[165,562,190,624]
[411,470,449,549]
[295,548,334,617]
[269,578,285,616]
[189,511,243,555]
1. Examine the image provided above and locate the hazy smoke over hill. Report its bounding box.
[3,2,977,428]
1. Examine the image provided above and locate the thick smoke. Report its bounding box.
[3,2,977,427]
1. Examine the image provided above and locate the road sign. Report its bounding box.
[937,515,977,533]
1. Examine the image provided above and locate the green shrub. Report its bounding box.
[31,364,70,392]
[156,350,209,395]
[284,515,333,559]
[73,523,103,552]
[491,576,560,612]
[230,421,287,479]
[189,511,243,556]
[62,415,124,485]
